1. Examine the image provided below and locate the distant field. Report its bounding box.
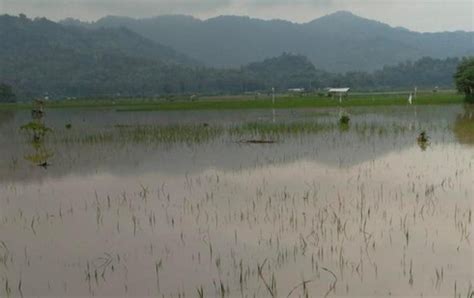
[0,91,465,111]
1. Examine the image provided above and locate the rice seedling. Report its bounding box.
[0,104,470,297]
[339,114,350,126]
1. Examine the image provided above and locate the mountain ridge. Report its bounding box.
[60,11,473,71]
[3,14,197,66]
[0,14,467,98]
[63,11,473,33]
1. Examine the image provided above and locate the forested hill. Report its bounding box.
[0,14,198,97]
[61,11,474,72]
[0,15,465,99]
[0,14,196,67]
[241,53,461,91]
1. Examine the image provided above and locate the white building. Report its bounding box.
[288,88,305,93]
[327,88,350,102]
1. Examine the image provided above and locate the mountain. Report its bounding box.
[0,14,199,97]
[62,11,474,72]
[0,15,462,99]
[2,14,196,66]
[241,53,326,90]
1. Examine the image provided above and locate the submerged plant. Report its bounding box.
[20,121,54,167]
[417,131,430,151]
[339,114,350,126]
[20,121,52,138]
[417,131,430,142]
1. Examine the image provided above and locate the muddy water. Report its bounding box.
[0,105,472,297]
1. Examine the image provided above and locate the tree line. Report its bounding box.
[1,14,470,101]
[1,54,469,102]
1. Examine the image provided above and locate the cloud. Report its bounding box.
[2,0,232,20]
[1,0,472,32]
[245,0,332,6]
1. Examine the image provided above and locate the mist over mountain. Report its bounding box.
[61,11,474,72]
[1,15,195,66]
[0,14,465,99]
[0,14,198,97]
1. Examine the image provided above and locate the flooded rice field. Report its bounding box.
[0,105,472,297]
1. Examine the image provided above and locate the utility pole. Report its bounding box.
[272,87,275,105]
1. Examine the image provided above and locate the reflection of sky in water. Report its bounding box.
[0,105,472,297]
[0,105,470,183]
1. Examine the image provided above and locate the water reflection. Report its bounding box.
[0,110,14,128]
[0,105,469,184]
[453,105,474,145]
[0,105,471,297]
[23,138,54,168]
[20,100,54,167]
[416,131,430,151]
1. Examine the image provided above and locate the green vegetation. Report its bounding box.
[231,122,335,140]
[113,92,463,111]
[20,121,52,137]
[0,92,463,111]
[339,114,350,126]
[454,57,474,102]
[112,124,223,144]
[48,114,453,147]
[20,120,54,167]
[1,15,466,99]
[416,131,430,151]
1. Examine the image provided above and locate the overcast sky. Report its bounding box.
[1,0,473,32]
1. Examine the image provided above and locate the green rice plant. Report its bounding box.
[339,114,350,126]
[20,121,52,137]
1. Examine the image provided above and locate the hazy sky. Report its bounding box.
[1,0,473,32]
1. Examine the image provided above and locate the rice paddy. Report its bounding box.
[0,104,472,297]
[0,91,464,112]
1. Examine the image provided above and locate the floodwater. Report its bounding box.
[0,105,472,297]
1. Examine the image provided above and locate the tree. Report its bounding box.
[454,57,474,102]
[0,83,16,103]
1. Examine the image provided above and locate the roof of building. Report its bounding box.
[328,88,350,93]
